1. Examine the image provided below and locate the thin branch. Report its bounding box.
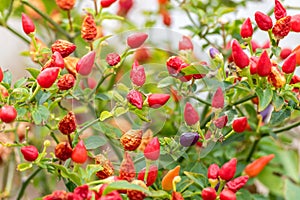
[273,120,300,133]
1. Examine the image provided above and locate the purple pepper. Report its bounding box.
[180,132,200,147]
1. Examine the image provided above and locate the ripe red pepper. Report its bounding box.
[282,53,296,74]
[127,90,143,109]
[76,51,96,76]
[254,11,273,31]
[212,87,224,109]
[147,94,170,108]
[244,154,275,177]
[130,60,146,86]
[220,189,236,200]
[144,137,160,160]
[101,0,117,8]
[117,0,133,16]
[106,53,121,66]
[119,152,136,181]
[207,163,220,179]
[184,102,199,126]
[214,115,228,129]
[0,105,17,123]
[179,36,193,51]
[166,56,184,76]
[226,175,249,193]
[280,48,292,60]
[137,165,158,186]
[219,158,237,181]
[274,0,287,20]
[0,67,3,82]
[232,117,248,133]
[201,187,217,200]
[51,51,65,69]
[21,145,39,162]
[291,14,300,32]
[37,67,60,88]
[71,140,88,164]
[231,40,249,69]
[240,18,253,38]
[257,50,271,77]
[127,32,148,49]
[161,9,172,26]
[171,191,184,200]
[272,16,291,40]
[22,13,35,35]
[250,56,259,75]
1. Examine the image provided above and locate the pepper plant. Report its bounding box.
[0,0,300,199]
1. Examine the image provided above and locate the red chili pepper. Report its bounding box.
[51,51,65,69]
[147,94,170,108]
[280,48,292,60]
[272,16,291,40]
[101,0,117,8]
[274,0,287,20]
[226,175,249,193]
[240,18,253,38]
[21,145,39,162]
[212,87,224,109]
[144,137,160,161]
[127,32,148,49]
[179,36,193,51]
[214,115,228,129]
[184,102,199,126]
[254,11,273,31]
[201,187,217,200]
[0,105,17,123]
[256,50,271,77]
[127,90,143,109]
[161,9,172,26]
[106,53,121,66]
[37,67,60,88]
[291,14,300,32]
[117,0,133,16]
[166,56,184,77]
[178,62,193,82]
[232,117,248,133]
[71,140,88,164]
[220,189,236,200]
[251,40,260,53]
[171,191,184,200]
[134,47,151,62]
[119,152,136,181]
[76,51,96,76]
[22,13,35,35]
[130,60,146,86]
[207,163,220,179]
[219,158,237,181]
[282,53,296,74]
[231,39,249,69]
[250,56,259,75]
[137,165,158,186]
[0,67,3,82]
[244,154,275,177]
[51,39,76,58]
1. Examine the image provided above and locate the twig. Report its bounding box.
[273,120,300,133]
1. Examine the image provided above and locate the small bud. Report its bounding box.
[209,48,220,59]
[21,145,39,162]
[184,102,199,126]
[76,51,96,76]
[22,13,35,35]
[240,18,253,38]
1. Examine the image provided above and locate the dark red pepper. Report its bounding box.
[21,145,39,162]
[184,102,199,126]
[240,18,253,38]
[231,40,249,69]
[207,163,220,179]
[147,94,170,108]
[212,87,224,109]
[220,189,236,200]
[219,158,237,181]
[37,67,60,88]
[71,140,88,164]
[130,60,146,86]
[226,175,249,193]
[274,0,287,20]
[282,53,296,74]
[22,13,35,35]
[257,50,271,77]
[255,11,273,31]
[232,117,248,133]
[127,90,143,109]
[101,0,117,8]
[201,187,217,200]
[137,165,158,186]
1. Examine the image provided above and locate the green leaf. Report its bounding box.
[84,136,106,150]
[10,88,30,103]
[257,166,284,196]
[26,68,40,79]
[278,150,299,182]
[50,164,81,185]
[102,181,151,196]
[184,171,206,189]
[38,92,52,105]
[85,164,103,181]
[157,76,174,88]
[272,94,284,111]
[95,93,111,101]
[3,70,12,86]
[14,78,27,88]
[132,109,151,122]
[100,111,113,121]
[32,105,50,124]
[284,179,300,200]
[17,163,33,171]
[113,107,128,117]
[270,108,291,125]
[148,190,170,198]
[256,87,273,112]
[180,63,209,76]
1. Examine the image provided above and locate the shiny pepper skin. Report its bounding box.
[81,14,97,42]
[22,13,35,35]
[244,154,275,177]
[137,165,158,186]
[219,158,237,181]
[240,17,253,38]
[212,87,224,109]
[55,0,75,10]
[127,32,148,49]
[21,145,39,162]
[0,105,17,123]
[119,152,136,182]
[214,115,228,129]
[106,53,121,66]
[51,40,76,58]
[257,50,272,77]
[291,14,300,32]
[58,111,76,135]
[226,175,249,193]
[201,187,217,200]
[179,35,193,51]
[272,16,291,40]
[274,0,287,20]
[37,67,60,88]
[57,74,75,90]
[147,94,170,108]
[280,48,292,60]
[101,0,117,8]
[207,163,220,179]
[76,51,96,76]
[179,132,199,147]
[120,129,143,151]
[282,53,297,74]
[127,90,143,109]
[166,56,184,76]
[220,189,236,200]
[184,102,199,126]
[0,67,3,82]
[55,142,73,161]
[130,60,146,86]
[250,56,259,75]
[232,117,248,133]
[144,137,160,160]
[52,51,65,69]
[161,165,180,191]
[268,66,286,88]
[71,140,88,164]
[255,11,273,31]
[231,39,249,69]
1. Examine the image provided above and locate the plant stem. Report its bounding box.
[88,72,113,99]
[246,138,260,162]
[231,94,256,106]
[67,10,73,32]
[93,0,99,16]
[189,96,211,106]
[273,120,300,133]
[77,118,100,135]
[16,168,42,200]
[144,159,151,183]
[6,25,30,44]
[28,84,41,103]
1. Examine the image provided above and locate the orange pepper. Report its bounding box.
[161,165,180,191]
[244,154,275,177]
